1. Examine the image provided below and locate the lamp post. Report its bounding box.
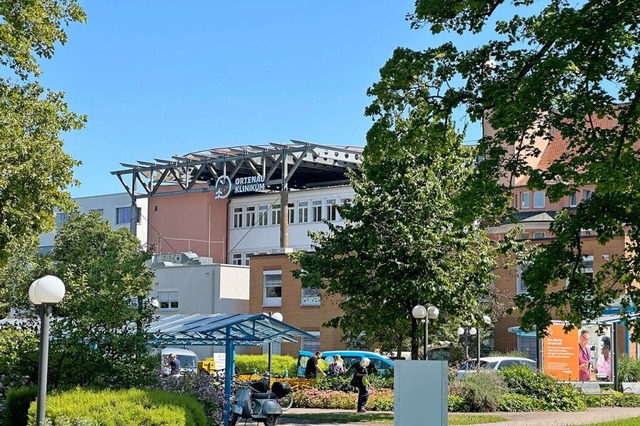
[412,305,439,360]
[477,315,492,370]
[457,326,477,360]
[267,312,283,376]
[29,275,66,426]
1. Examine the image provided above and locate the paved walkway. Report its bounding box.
[280,407,640,426]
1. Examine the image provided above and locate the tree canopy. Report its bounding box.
[292,115,499,358]
[0,212,158,389]
[0,0,86,267]
[371,0,640,337]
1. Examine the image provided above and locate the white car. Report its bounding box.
[455,356,537,380]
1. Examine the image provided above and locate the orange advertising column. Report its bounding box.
[543,324,579,381]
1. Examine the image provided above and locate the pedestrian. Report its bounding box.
[305,351,326,379]
[353,357,370,413]
[167,353,181,375]
[328,354,346,375]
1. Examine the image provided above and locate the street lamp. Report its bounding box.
[477,315,492,369]
[267,312,283,376]
[412,305,439,360]
[457,326,477,359]
[29,275,66,426]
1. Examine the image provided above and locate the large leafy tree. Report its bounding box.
[0,0,86,267]
[372,1,640,337]
[0,212,158,389]
[292,116,498,359]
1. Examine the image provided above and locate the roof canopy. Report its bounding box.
[112,141,363,199]
[148,313,314,346]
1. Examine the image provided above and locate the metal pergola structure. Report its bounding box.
[148,313,314,426]
[111,140,363,199]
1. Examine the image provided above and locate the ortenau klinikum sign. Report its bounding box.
[214,175,266,199]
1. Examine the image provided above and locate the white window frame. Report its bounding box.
[246,206,256,227]
[231,253,243,265]
[326,199,338,221]
[516,265,528,295]
[532,232,546,239]
[312,200,322,222]
[301,288,321,306]
[263,270,282,307]
[533,191,545,208]
[233,207,243,228]
[521,192,530,209]
[570,192,577,207]
[258,205,269,226]
[583,190,592,200]
[157,290,179,311]
[288,203,295,224]
[301,331,320,352]
[271,204,281,226]
[298,201,309,223]
[116,206,141,225]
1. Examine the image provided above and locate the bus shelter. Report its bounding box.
[148,313,314,426]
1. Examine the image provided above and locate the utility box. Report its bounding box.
[394,360,448,426]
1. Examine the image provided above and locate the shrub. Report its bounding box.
[452,371,504,412]
[157,372,225,425]
[499,365,585,411]
[234,354,297,377]
[498,393,540,412]
[618,355,640,384]
[32,388,206,426]
[3,385,37,426]
[293,388,393,411]
[448,394,469,412]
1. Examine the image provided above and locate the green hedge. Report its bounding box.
[3,385,37,426]
[234,354,296,377]
[29,388,206,426]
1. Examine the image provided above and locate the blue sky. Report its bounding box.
[39,1,484,197]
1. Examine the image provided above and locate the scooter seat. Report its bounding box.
[252,391,276,399]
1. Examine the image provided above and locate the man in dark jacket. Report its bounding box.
[305,351,326,378]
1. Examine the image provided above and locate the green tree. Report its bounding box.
[0,212,158,390]
[292,117,498,358]
[0,0,86,267]
[373,1,640,337]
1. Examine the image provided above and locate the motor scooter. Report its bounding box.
[230,375,282,426]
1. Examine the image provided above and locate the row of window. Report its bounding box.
[516,255,593,295]
[232,198,351,229]
[55,206,141,227]
[263,270,321,307]
[512,189,592,210]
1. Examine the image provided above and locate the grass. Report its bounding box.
[281,412,507,424]
[587,418,640,426]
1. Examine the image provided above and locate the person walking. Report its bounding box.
[328,354,346,375]
[305,351,326,379]
[354,357,370,413]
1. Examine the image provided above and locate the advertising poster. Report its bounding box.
[543,323,613,382]
[543,324,579,380]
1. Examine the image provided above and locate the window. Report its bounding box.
[516,336,537,361]
[513,194,519,209]
[301,288,321,306]
[312,200,322,222]
[581,255,594,280]
[326,199,338,221]
[271,204,281,225]
[233,207,243,228]
[517,232,529,240]
[231,253,243,265]
[298,201,309,223]
[301,331,320,352]
[288,203,295,224]
[246,206,256,227]
[258,205,269,226]
[532,232,546,239]
[157,290,179,310]
[570,192,578,207]
[263,270,282,307]
[116,207,141,224]
[583,190,592,200]
[521,192,530,209]
[55,212,68,228]
[516,265,528,295]
[533,191,545,208]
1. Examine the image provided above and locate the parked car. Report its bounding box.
[455,356,536,380]
[296,350,394,377]
[161,347,199,375]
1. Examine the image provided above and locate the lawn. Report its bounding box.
[587,418,640,426]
